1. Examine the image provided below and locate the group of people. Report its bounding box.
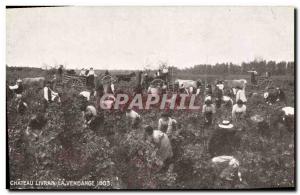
[7,67,294,185]
[124,106,243,181]
[79,67,97,88]
[202,80,247,129]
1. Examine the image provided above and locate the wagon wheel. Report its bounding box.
[150,79,165,86]
[66,78,83,88]
[266,79,273,89]
[101,75,115,85]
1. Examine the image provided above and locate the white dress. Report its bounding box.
[153,130,173,162]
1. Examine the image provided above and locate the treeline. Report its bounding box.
[7,60,295,76]
[6,66,43,71]
[172,60,294,75]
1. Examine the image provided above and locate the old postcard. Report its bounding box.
[6,6,295,190]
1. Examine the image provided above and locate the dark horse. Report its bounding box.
[115,72,136,83]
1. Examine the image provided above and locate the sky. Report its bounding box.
[6,6,294,70]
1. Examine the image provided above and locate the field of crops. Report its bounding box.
[7,67,295,189]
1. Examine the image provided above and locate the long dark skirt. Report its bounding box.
[204,112,213,127]
[87,75,95,89]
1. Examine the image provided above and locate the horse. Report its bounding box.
[115,72,136,83]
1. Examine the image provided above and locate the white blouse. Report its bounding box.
[232,104,246,113]
[126,110,141,119]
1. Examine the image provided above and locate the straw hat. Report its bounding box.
[218,120,234,129]
[86,105,97,116]
[250,114,264,123]
[205,95,212,102]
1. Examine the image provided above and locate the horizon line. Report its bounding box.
[6,59,295,71]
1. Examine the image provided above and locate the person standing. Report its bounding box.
[95,83,104,111]
[205,84,213,96]
[50,74,57,90]
[247,68,258,85]
[215,86,223,109]
[208,120,240,156]
[9,79,24,100]
[57,65,64,82]
[162,66,169,82]
[87,68,96,89]
[202,99,216,127]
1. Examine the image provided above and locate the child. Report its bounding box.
[158,112,177,136]
[202,99,216,127]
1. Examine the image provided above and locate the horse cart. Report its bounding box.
[54,74,87,92]
[148,79,168,94]
[63,74,87,88]
[248,76,273,90]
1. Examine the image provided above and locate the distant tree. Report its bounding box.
[266,61,276,75]
[276,61,287,75]
[173,60,291,76]
[286,61,294,75]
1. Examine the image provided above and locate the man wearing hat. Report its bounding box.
[202,98,216,127]
[9,78,24,100]
[208,120,240,156]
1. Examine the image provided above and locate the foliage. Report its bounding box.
[7,68,295,189]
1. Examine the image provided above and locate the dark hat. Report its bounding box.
[161,112,170,118]
[237,99,243,105]
[145,125,154,134]
[205,99,212,105]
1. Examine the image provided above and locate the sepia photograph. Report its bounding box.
[6,6,295,190]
